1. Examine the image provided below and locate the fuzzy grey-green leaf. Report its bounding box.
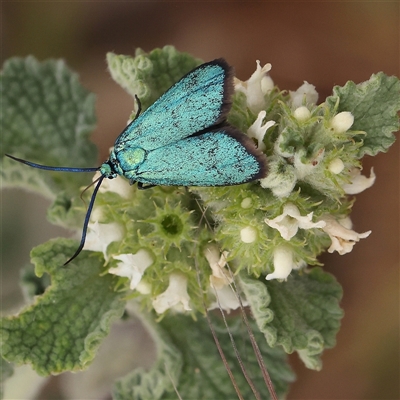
[1,56,97,196]
[243,268,343,370]
[326,72,400,157]
[0,239,126,375]
[114,313,294,400]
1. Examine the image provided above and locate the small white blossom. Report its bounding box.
[83,221,124,261]
[293,106,311,122]
[235,60,273,113]
[240,226,258,243]
[109,250,153,289]
[342,167,376,194]
[208,284,246,313]
[204,245,246,312]
[241,197,253,209]
[204,245,231,289]
[91,206,104,222]
[265,203,326,240]
[247,111,276,151]
[290,81,318,109]
[330,111,354,133]
[328,158,345,174]
[136,281,151,295]
[320,215,371,255]
[92,171,132,199]
[152,273,191,314]
[266,245,298,280]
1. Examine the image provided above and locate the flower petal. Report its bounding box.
[247,111,276,151]
[265,203,326,240]
[321,215,371,255]
[235,60,273,113]
[266,245,294,280]
[208,285,247,313]
[110,250,153,289]
[92,171,132,199]
[83,221,124,261]
[152,273,191,314]
[342,167,376,194]
[204,245,231,289]
[290,81,318,109]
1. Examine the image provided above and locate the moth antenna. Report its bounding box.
[5,154,99,173]
[64,175,105,266]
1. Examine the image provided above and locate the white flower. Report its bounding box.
[208,284,247,313]
[204,245,231,289]
[342,167,376,194]
[83,221,124,261]
[152,273,191,314]
[234,60,273,113]
[92,170,132,199]
[290,81,318,109]
[320,215,371,255]
[247,111,276,151]
[293,106,311,122]
[203,245,246,312]
[136,281,151,294]
[266,245,304,280]
[265,203,326,240]
[328,158,345,174]
[330,111,354,133]
[241,197,253,209]
[109,250,153,289]
[240,226,258,243]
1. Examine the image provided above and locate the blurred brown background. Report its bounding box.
[2,2,399,399]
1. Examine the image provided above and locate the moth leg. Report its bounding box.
[137,182,156,190]
[133,95,142,120]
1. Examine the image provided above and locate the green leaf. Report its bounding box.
[107,46,202,113]
[1,56,97,197]
[325,72,400,157]
[240,268,343,370]
[20,264,51,301]
[46,190,87,230]
[114,313,294,399]
[0,239,126,375]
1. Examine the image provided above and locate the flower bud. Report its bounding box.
[330,111,354,133]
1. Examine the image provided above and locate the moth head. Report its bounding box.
[99,160,118,179]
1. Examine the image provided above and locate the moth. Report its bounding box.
[6,59,268,264]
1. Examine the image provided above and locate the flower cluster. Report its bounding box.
[82,56,376,315]
[194,60,374,283]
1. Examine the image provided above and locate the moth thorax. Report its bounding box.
[117,147,146,172]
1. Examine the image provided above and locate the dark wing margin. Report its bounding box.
[222,125,269,180]
[207,58,235,125]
